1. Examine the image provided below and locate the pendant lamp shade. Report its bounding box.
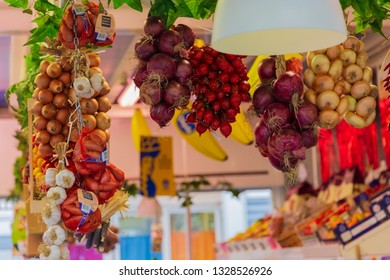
[137,196,162,219]
[211,0,347,55]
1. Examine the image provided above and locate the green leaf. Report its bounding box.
[33,0,58,13]
[342,0,389,38]
[370,20,387,38]
[149,0,177,28]
[339,0,352,10]
[4,0,28,9]
[148,0,217,29]
[112,0,143,11]
[178,0,217,19]
[23,8,33,15]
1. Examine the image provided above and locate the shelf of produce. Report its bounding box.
[216,244,341,260]
[217,219,390,260]
[340,218,390,258]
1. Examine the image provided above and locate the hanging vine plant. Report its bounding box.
[5,0,62,200]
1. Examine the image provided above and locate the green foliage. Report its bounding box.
[177,176,241,207]
[5,45,41,128]
[340,0,390,38]
[108,0,216,29]
[123,180,139,196]
[149,0,217,29]
[4,0,63,199]
[4,0,28,9]
[109,0,143,11]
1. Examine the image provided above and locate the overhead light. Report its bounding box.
[136,197,162,219]
[118,81,140,107]
[211,0,347,56]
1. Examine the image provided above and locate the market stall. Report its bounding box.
[0,0,389,261]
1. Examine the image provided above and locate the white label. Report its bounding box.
[96,32,107,41]
[351,217,377,236]
[73,5,87,16]
[341,231,352,242]
[375,210,386,221]
[80,203,91,215]
[101,148,108,162]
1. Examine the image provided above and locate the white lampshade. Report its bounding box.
[211,0,347,55]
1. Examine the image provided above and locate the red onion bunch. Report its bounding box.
[185,45,251,137]
[252,56,319,184]
[133,16,195,127]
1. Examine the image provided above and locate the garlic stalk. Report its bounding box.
[56,169,75,189]
[41,202,62,226]
[45,168,58,187]
[73,76,94,98]
[47,187,67,205]
[43,225,67,246]
[100,190,130,222]
[39,244,61,260]
[90,73,104,92]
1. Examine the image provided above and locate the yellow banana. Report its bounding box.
[131,108,151,152]
[173,109,228,161]
[248,54,303,97]
[230,109,254,145]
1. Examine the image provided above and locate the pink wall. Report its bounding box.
[0,118,20,196]
[109,114,284,188]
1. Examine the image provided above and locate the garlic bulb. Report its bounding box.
[45,168,58,187]
[60,245,70,260]
[39,244,61,260]
[73,76,93,98]
[47,187,67,205]
[43,225,67,246]
[41,202,62,226]
[56,169,75,189]
[90,73,104,92]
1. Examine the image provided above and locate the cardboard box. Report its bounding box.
[26,233,42,258]
[25,199,46,234]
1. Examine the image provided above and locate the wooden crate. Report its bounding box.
[25,199,46,234]
[24,98,45,257]
[274,228,302,248]
[26,233,42,258]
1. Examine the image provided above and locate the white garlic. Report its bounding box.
[41,202,62,226]
[60,245,70,260]
[56,169,75,189]
[47,187,67,205]
[45,168,58,187]
[90,73,104,92]
[43,225,67,246]
[73,76,93,98]
[39,244,61,260]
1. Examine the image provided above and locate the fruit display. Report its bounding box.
[133,16,195,127]
[218,168,389,252]
[186,44,251,138]
[228,217,271,243]
[252,56,318,183]
[304,36,377,129]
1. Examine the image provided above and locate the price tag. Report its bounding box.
[95,13,116,42]
[73,4,87,16]
[84,146,108,164]
[76,189,99,231]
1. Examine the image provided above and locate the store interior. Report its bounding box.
[0,0,389,260]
